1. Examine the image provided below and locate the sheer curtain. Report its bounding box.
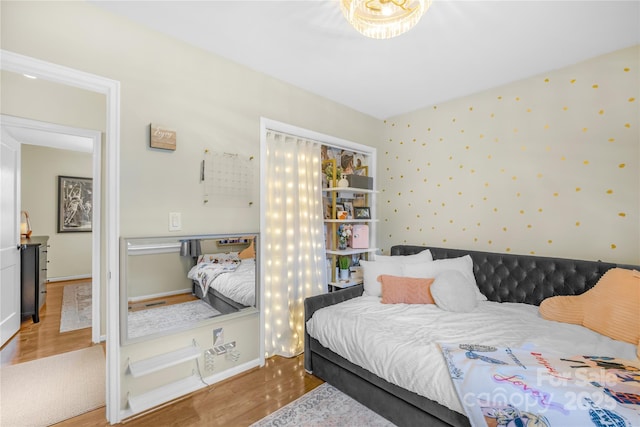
[264,130,327,358]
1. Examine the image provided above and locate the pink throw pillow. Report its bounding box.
[378,275,435,304]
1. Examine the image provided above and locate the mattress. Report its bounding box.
[306,295,638,414]
[189,258,256,307]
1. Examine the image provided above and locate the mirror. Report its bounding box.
[119,233,259,345]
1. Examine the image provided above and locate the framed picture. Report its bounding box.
[58,176,93,233]
[323,197,332,219]
[343,201,354,219]
[354,206,371,220]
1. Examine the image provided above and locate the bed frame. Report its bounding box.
[304,245,639,427]
[192,283,248,314]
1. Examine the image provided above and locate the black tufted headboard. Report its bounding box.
[390,245,639,306]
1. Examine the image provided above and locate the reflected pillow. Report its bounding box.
[239,240,256,259]
[379,275,435,304]
[374,249,432,264]
[360,260,403,297]
[197,252,239,264]
[403,255,486,301]
[430,270,478,312]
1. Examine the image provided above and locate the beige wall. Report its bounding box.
[1,1,381,239]
[21,145,93,279]
[377,45,639,264]
[1,1,380,417]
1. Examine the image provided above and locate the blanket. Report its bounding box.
[440,343,640,427]
[188,260,239,296]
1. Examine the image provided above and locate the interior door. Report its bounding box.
[0,128,21,347]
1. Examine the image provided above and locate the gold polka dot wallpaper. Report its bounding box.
[376,46,638,264]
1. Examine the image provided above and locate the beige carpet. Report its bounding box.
[250,383,396,427]
[0,346,105,426]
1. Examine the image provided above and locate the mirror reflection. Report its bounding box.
[120,233,258,345]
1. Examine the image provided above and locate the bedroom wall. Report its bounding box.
[1,1,380,239]
[1,1,381,417]
[21,145,93,280]
[376,45,639,265]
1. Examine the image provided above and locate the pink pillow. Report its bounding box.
[378,275,435,304]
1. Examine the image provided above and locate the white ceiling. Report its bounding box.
[92,1,640,119]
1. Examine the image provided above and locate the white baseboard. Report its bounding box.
[128,288,192,303]
[48,274,92,282]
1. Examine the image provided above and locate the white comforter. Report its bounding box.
[189,259,256,306]
[306,296,638,414]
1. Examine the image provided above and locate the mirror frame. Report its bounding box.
[119,232,259,345]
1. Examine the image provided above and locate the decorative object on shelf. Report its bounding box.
[354,206,371,219]
[149,123,177,151]
[57,175,92,233]
[20,210,32,238]
[337,224,352,250]
[324,163,343,187]
[350,224,370,249]
[339,256,350,280]
[346,174,374,190]
[340,0,431,39]
[337,174,350,188]
[343,201,354,219]
[337,211,348,220]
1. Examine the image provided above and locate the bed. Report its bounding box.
[189,248,256,313]
[304,245,640,426]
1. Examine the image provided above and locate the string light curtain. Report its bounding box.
[264,130,328,357]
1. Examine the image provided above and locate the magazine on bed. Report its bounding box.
[440,343,640,427]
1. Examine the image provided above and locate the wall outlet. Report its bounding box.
[204,349,215,373]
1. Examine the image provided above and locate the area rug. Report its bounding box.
[59,282,92,333]
[127,299,222,339]
[0,346,105,426]
[250,383,396,427]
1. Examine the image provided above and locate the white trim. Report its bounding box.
[1,49,122,424]
[47,274,92,282]
[1,115,102,346]
[127,288,191,303]
[259,117,377,361]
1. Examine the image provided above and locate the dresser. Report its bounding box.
[20,236,49,323]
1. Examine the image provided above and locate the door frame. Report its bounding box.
[1,115,102,343]
[0,49,121,423]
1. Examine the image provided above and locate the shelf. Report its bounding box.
[325,219,378,223]
[329,278,363,288]
[127,375,203,414]
[326,248,378,256]
[128,345,201,378]
[322,187,377,194]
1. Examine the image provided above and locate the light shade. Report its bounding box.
[340,0,431,39]
[20,211,32,238]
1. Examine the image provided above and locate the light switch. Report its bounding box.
[169,212,181,231]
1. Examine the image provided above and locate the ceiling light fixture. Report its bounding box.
[340,0,431,39]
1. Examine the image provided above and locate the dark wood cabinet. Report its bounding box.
[20,236,49,323]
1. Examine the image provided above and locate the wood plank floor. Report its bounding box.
[0,280,324,426]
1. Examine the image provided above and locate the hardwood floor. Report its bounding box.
[1,279,94,365]
[1,280,324,426]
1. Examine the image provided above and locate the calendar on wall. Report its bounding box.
[201,150,254,207]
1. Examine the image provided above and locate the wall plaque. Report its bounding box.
[150,123,176,150]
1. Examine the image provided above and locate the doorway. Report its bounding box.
[1,116,101,344]
[0,49,121,423]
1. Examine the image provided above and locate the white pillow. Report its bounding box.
[360,260,403,297]
[402,255,487,301]
[374,249,433,264]
[431,270,478,312]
